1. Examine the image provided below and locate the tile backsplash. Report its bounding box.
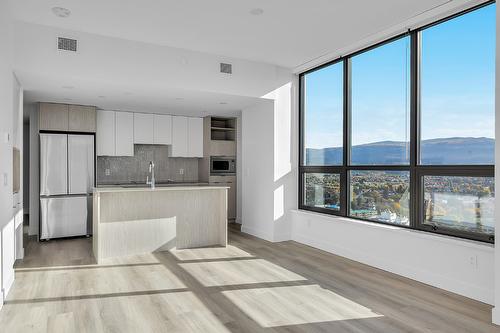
[97,145,199,184]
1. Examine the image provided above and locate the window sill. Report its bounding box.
[292,209,494,252]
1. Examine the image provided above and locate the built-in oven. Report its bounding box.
[210,156,236,175]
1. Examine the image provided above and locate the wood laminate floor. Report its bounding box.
[1,224,499,332]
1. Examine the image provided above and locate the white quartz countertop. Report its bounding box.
[94,185,229,193]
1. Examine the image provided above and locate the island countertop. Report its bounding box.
[93,185,228,262]
[93,185,229,193]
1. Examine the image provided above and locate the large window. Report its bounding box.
[299,2,495,243]
[303,62,344,165]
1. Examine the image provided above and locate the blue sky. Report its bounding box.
[304,3,495,150]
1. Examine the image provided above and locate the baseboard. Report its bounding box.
[293,234,494,305]
[493,307,500,325]
[241,225,273,242]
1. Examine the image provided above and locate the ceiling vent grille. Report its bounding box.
[220,63,232,74]
[58,37,77,52]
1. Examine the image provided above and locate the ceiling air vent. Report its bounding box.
[220,63,232,74]
[57,37,77,52]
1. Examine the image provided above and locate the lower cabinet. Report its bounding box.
[209,175,236,220]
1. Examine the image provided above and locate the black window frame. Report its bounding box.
[298,0,495,244]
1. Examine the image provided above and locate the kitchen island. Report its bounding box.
[93,186,228,262]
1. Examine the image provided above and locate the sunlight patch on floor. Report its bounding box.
[222,285,383,327]
[170,245,253,261]
[179,259,306,287]
[0,291,230,333]
[9,264,187,300]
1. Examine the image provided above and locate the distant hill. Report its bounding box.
[305,137,494,165]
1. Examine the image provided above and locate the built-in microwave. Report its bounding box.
[210,156,236,175]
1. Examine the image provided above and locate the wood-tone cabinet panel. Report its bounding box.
[188,117,203,157]
[69,105,96,132]
[209,175,236,219]
[115,112,134,156]
[210,140,236,156]
[153,114,172,145]
[96,111,115,156]
[39,103,69,131]
[134,113,154,144]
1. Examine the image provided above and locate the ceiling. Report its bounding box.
[10,0,453,69]
[19,72,261,118]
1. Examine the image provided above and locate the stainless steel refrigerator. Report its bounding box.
[40,133,94,240]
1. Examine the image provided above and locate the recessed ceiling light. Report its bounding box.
[62,85,74,89]
[52,7,71,18]
[98,95,106,98]
[175,97,184,100]
[250,8,264,16]
[219,102,228,105]
[63,98,73,101]
[123,92,133,95]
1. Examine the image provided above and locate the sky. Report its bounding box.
[304,3,495,150]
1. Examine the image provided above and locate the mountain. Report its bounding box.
[305,137,494,165]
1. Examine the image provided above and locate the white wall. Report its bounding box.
[493,0,500,325]
[13,21,292,100]
[292,210,495,304]
[241,79,297,241]
[0,0,23,306]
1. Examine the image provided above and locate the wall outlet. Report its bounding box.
[469,255,478,269]
[105,168,111,176]
[179,168,184,175]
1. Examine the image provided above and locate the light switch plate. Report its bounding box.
[3,132,10,143]
[3,173,7,186]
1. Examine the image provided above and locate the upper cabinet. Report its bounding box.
[170,116,203,158]
[39,103,96,133]
[133,113,154,144]
[115,112,134,156]
[69,105,96,132]
[170,116,189,157]
[96,110,134,156]
[188,117,203,158]
[153,114,172,145]
[96,111,115,156]
[39,103,69,131]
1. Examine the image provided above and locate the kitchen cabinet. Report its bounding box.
[153,114,172,145]
[68,105,96,132]
[96,111,115,156]
[170,116,189,157]
[209,175,236,220]
[39,103,69,131]
[97,111,134,156]
[188,117,203,157]
[134,113,154,144]
[115,112,134,156]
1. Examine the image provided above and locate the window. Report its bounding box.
[351,37,410,165]
[422,176,494,235]
[303,62,344,166]
[303,173,341,212]
[420,4,495,165]
[299,2,495,243]
[350,171,410,226]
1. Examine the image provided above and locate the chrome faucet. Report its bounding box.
[146,161,155,189]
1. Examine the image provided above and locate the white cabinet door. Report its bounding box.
[115,112,134,156]
[170,116,188,157]
[134,113,154,144]
[154,114,172,145]
[187,117,203,157]
[96,111,115,156]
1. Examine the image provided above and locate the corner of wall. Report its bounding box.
[493,307,500,326]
